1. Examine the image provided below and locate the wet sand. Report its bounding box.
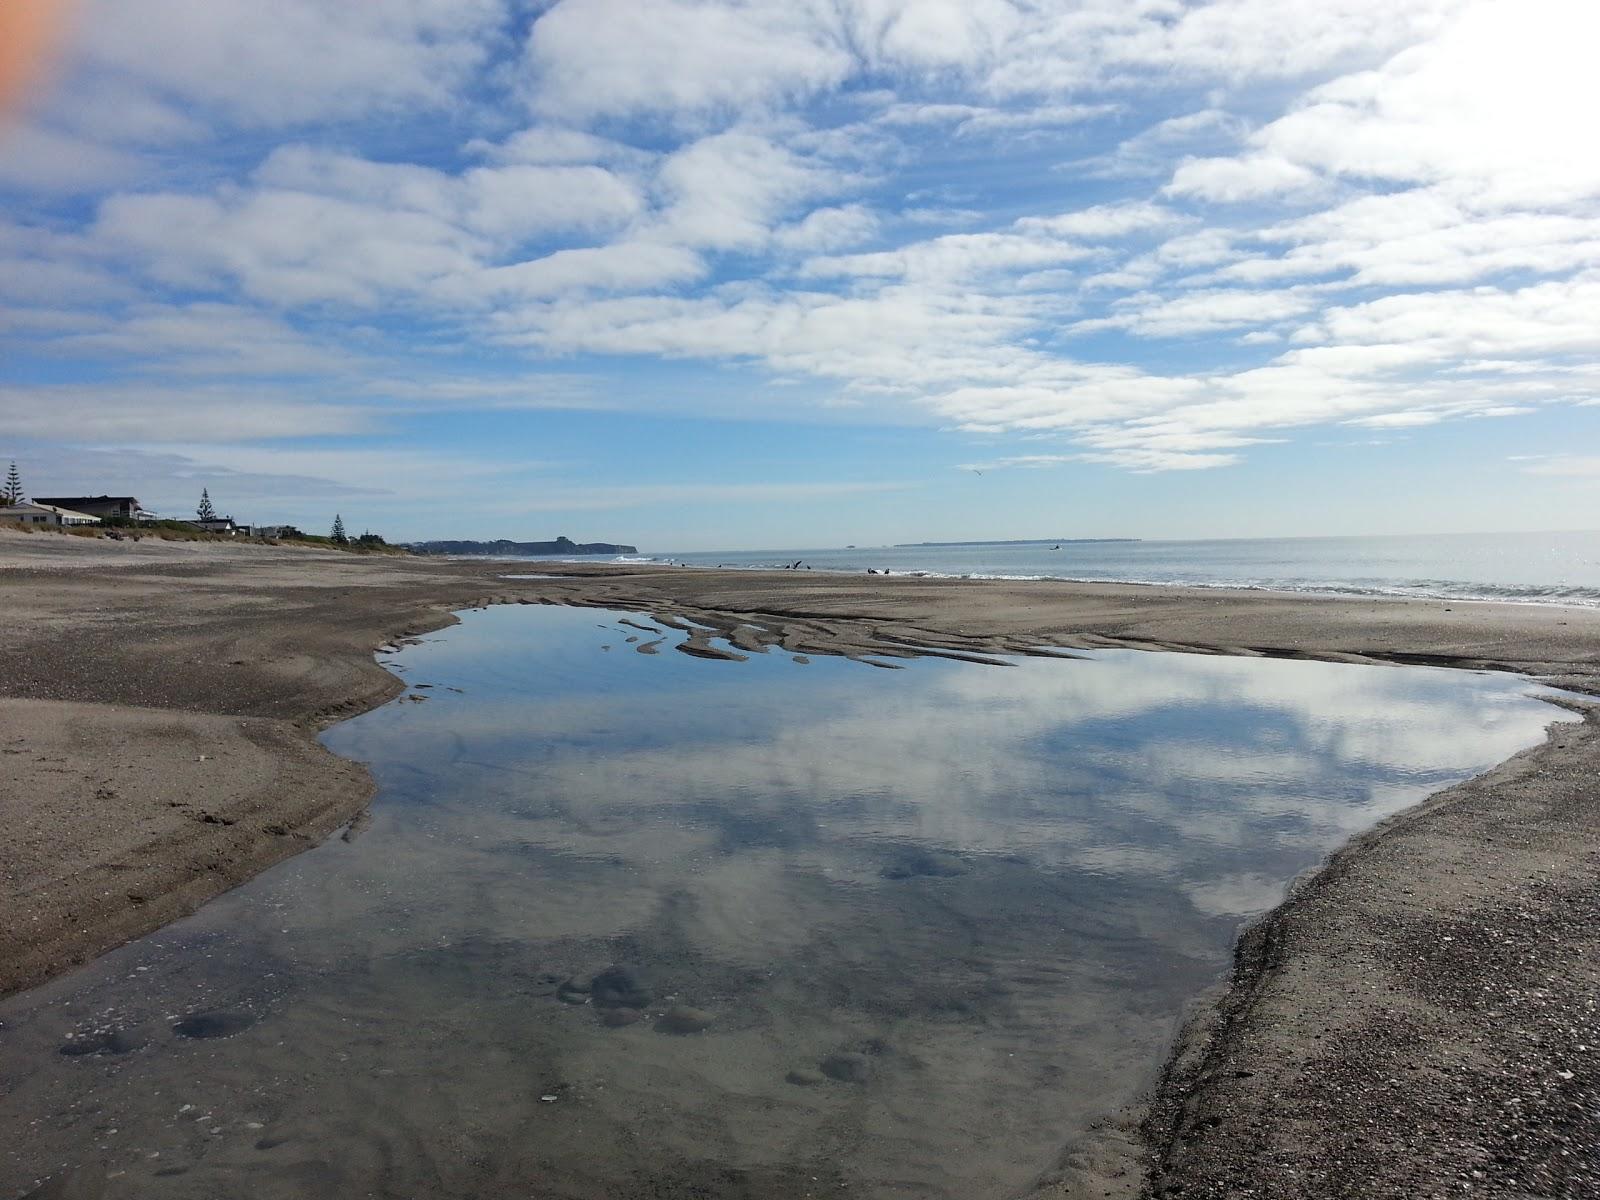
[3,529,1598,1196]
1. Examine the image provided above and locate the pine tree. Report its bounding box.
[1,462,20,506]
[197,488,217,521]
[331,514,348,544]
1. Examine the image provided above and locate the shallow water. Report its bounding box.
[0,606,1577,1199]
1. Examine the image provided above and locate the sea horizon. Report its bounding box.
[509,528,1600,610]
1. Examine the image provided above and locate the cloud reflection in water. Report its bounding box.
[0,605,1574,1200]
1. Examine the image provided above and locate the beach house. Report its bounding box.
[0,502,102,527]
[33,495,155,522]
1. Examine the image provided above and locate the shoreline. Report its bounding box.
[1127,696,1599,1198]
[497,549,1600,612]
[4,531,1598,1195]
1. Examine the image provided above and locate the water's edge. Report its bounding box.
[1041,694,1597,1198]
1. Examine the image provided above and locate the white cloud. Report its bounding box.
[138,442,527,500]
[493,282,1039,395]
[1069,109,1246,180]
[525,0,854,120]
[1296,276,1600,362]
[253,145,642,243]
[772,205,881,253]
[523,0,1449,124]
[985,0,1457,96]
[1346,409,1444,429]
[1518,456,1600,478]
[876,100,1114,137]
[1163,0,1600,213]
[75,0,508,126]
[1081,447,1243,471]
[44,78,208,146]
[465,126,648,167]
[44,302,362,376]
[472,243,707,301]
[0,254,134,305]
[958,454,1078,471]
[93,188,488,307]
[1252,0,1600,207]
[0,384,380,442]
[1014,201,1182,239]
[88,148,646,307]
[1077,287,1319,337]
[1165,153,1324,202]
[1221,191,1600,290]
[856,0,1023,71]
[0,122,149,193]
[459,163,642,243]
[801,231,1092,282]
[647,131,850,252]
[899,207,986,227]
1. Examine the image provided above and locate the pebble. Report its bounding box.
[599,1008,644,1028]
[589,965,653,1009]
[785,1068,826,1086]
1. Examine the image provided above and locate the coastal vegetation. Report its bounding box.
[48,517,410,553]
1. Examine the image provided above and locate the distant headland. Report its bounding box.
[406,535,638,556]
[895,538,1140,548]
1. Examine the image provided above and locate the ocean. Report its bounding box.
[585,529,1600,608]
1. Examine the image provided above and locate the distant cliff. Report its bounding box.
[407,535,638,557]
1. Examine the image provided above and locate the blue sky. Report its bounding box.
[2,0,1598,548]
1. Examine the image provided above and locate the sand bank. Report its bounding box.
[3,532,1597,1196]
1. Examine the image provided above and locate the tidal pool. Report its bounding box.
[0,605,1577,1199]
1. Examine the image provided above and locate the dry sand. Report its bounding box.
[3,528,1598,1197]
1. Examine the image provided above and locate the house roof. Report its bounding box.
[34,495,141,504]
[2,502,100,519]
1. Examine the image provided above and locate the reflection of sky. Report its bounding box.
[341,605,1572,924]
[0,605,1576,1200]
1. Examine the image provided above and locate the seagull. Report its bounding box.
[971,468,984,476]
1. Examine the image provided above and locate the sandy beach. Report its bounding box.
[3,530,1597,1197]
